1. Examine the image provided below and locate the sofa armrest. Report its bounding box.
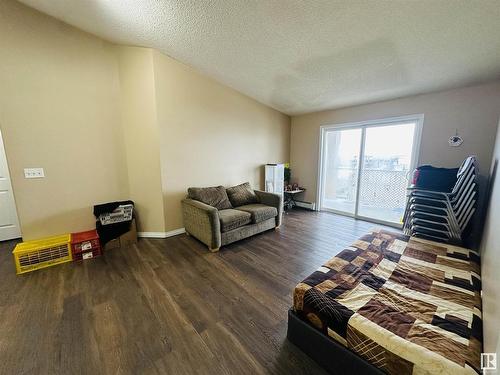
[254,190,283,227]
[181,198,221,249]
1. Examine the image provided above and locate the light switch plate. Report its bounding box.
[24,168,45,179]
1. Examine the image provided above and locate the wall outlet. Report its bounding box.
[24,168,45,179]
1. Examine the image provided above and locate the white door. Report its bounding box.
[0,129,21,240]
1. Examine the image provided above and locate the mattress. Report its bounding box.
[293,229,482,374]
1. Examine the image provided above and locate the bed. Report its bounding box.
[288,229,482,374]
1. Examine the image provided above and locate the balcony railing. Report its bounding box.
[323,167,409,222]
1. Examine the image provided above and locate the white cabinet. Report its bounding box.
[265,164,284,199]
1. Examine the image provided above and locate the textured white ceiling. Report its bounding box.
[18,0,500,115]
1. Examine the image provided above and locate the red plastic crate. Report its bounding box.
[71,229,102,261]
[73,247,101,261]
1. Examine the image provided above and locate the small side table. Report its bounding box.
[284,189,306,211]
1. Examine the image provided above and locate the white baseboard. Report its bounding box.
[295,201,316,210]
[138,228,185,238]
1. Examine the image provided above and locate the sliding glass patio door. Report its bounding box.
[321,128,362,215]
[319,116,422,226]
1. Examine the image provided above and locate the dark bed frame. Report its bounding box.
[287,309,384,375]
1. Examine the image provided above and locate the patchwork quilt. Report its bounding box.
[293,229,482,375]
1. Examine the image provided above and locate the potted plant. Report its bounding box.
[284,163,291,187]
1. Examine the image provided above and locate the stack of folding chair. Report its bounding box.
[403,156,477,244]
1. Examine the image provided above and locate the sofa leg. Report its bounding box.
[185,231,190,236]
[208,246,220,252]
[275,225,281,230]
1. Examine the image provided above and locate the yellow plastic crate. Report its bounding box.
[12,234,72,275]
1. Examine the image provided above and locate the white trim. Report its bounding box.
[316,114,424,222]
[409,115,424,175]
[316,127,325,211]
[138,228,185,238]
[319,114,425,132]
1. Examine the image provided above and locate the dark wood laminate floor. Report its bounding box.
[0,209,395,375]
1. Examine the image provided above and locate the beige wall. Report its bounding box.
[0,0,129,240]
[291,81,500,205]
[152,50,290,231]
[0,0,290,238]
[481,119,500,362]
[116,47,165,233]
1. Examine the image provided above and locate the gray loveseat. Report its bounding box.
[181,182,283,251]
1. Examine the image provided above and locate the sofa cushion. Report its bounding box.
[188,186,232,210]
[226,182,258,207]
[236,204,278,224]
[218,209,252,232]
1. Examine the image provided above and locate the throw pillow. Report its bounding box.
[226,182,258,207]
[188,186,233,210]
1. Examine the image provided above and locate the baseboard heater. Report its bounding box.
[294,201,316,210]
